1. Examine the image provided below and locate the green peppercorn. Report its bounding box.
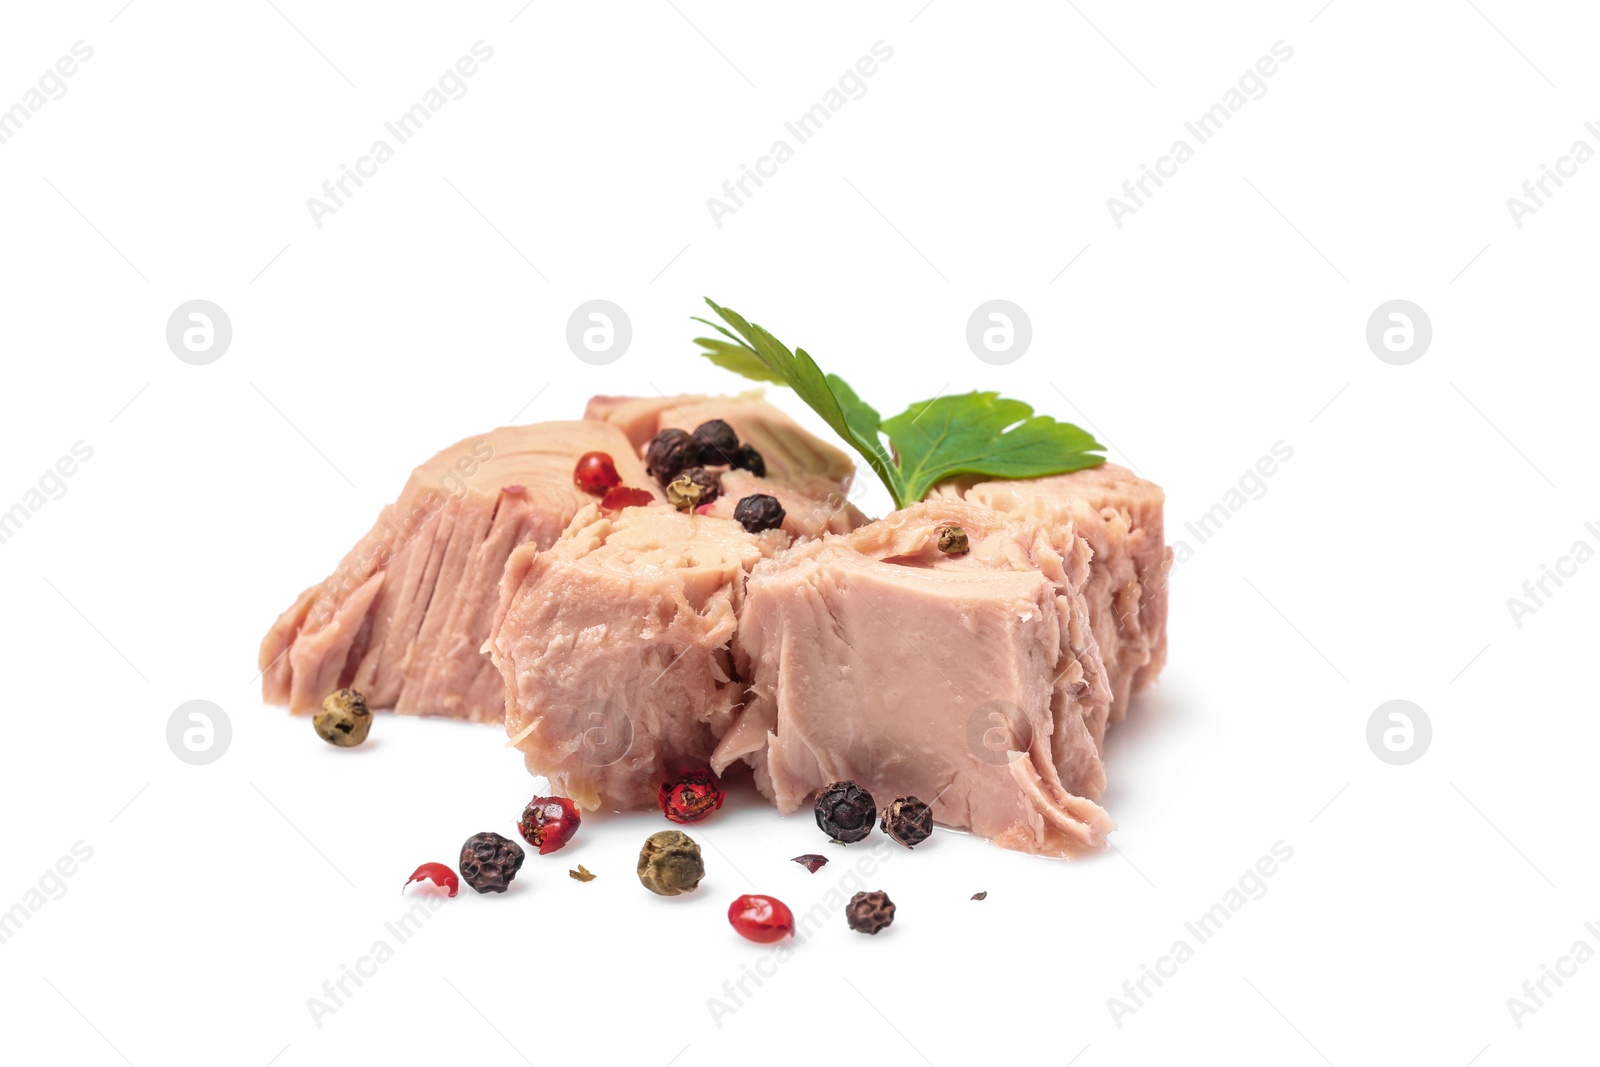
[666,476,700,511]
[637,830,705,896]
[314,688,371,747]
[665,467,721,511]
[938,525,970,555]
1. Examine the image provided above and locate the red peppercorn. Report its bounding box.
[600,486,655,511]
[574,451,622,495]
[658,772,726,824]
[728,894,795,943]
[517,796,582,855]
[402,862,459,897]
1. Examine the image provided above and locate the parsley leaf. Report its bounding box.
[693,299,1105,509]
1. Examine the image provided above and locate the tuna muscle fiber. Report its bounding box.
[489,395,871,811]
[260,422,663,724]
[712,465,1171,858]
[268,390,1172,859]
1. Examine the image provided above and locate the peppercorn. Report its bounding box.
[938,525,970,555]
[733,494,786,534]
[971,891,988,901]
[692,420,740,466]
[459,832,525,894]
[665,467,720,511]
[637,830,705,896]
[792,854,829,874]
[880,796,933,848]
[731,444,766,477]
[314,688,372,747]
[814,781,876,843]
[646,428,697,484]
[659,773,726,824]
[846,890,896,934]
[517,796,582,855]
[573,451,622,495]
[665,476,699,511]
[728,894,795,943]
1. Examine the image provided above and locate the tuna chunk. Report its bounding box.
[933,464,1171,738]
[713,501,1114,857]
[260,422,660,722]
[488,505,780,810]
[585,392,859,501]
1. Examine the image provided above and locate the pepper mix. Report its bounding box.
[646,421,766,489]
[814,781,876,843]
[637,830,705,896]
[658,773,726,824]
[460,832,525,894]
[314,688,372,747]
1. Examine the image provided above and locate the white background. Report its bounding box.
[0,1,1594,1064]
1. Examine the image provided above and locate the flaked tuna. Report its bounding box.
[259,422,659,722]
[712,500,1115,857]
[932,464,1171,740]
[488,505,781,810]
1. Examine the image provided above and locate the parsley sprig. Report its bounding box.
[693,299,1106,510]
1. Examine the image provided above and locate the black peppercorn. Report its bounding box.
[459,832,525,894]
[814,781,876,843]
[846,890,896,934]
[646,428,697,485]
[733,494,786,534]
[880,796,933,848]
[731,444,766,478]
[666,467,721,511]
[692,420,740,466]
